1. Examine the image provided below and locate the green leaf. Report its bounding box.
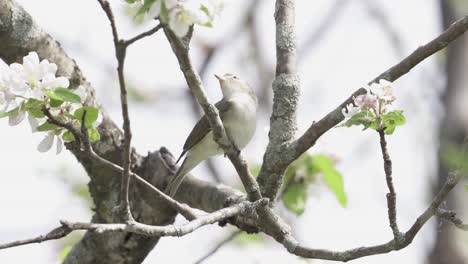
[74,107,99,128]
[125,0,139,3]
[47,88,81,103]
[344,110,375,129]
[50,98,64,107]
[29,108,45,118]
[37,121,60,132]
[87,127,100,142]
[62,131,75,142]
[24,98,42,109]
[282,182,308,215]
[382,110,406,134]
[311,155,347,207]
[464,184,468,191]
[0,107,19,118]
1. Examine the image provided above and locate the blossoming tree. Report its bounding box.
[0,0,466,263]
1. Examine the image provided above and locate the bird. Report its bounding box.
[165,73,257,197]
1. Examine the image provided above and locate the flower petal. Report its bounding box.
[56,136,63,154]
[37,132,55,153]
[8,110,26,126]
[28,113,40,132]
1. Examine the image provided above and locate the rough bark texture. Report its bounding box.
[0,1,249,263]
[257,0,300,201]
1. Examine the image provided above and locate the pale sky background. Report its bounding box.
[0,0,466,263]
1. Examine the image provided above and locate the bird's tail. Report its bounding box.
[165,155,201,197]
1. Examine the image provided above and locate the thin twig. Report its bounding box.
[0,200,267,251]
[124,24,163,47]
[44,113,199,220]
[193,231,241,264]
[285,172,462,261]
[291,15,468,165]
[378,129,401,238]
[96,0,133,221]
[0,226,71,250]
[435,208,468,231]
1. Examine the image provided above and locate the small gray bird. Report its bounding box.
[165,73,257,197]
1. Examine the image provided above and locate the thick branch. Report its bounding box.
[290,15,468,163]
[257,0,300,200]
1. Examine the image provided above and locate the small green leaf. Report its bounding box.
[74,107,99,128]
[464,184,468,191]
[311,155,347,207]
[28,108,45,118]
[24,98,43,109]
[37,122,60,132]
[87,127,100,142]
[160,0,169,23]
[62,131,75,142]
[50,98,64,107]
[282,182,308,215]
[125,0,139,3]
[382,110,406,134]
[344,110,374,129]
[47,88,81,103]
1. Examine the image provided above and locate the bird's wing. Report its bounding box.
[175,99,233,163]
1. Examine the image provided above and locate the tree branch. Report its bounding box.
[0,226,72,250]
[0,199,267,251]
[96,0,134,221]
[124,24,162,47]
[435,208,468,231]
[285,172,462,261]
[290,15,468,164]
[257,0,300,201]
[378,129,401,239]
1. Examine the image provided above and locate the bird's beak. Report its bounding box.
[214,74,225,81]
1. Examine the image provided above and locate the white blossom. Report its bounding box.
[37,132,64,154]
[37,132,55,153]
[169,1,209,37]
[341,103,360,118]
[354,92,378,109]
[0,52,95,154]
[8,108,26,126]
[372,79,395,102]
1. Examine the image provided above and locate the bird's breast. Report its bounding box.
[224,96,257,149]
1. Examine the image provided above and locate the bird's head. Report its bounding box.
[215,73,255,99]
